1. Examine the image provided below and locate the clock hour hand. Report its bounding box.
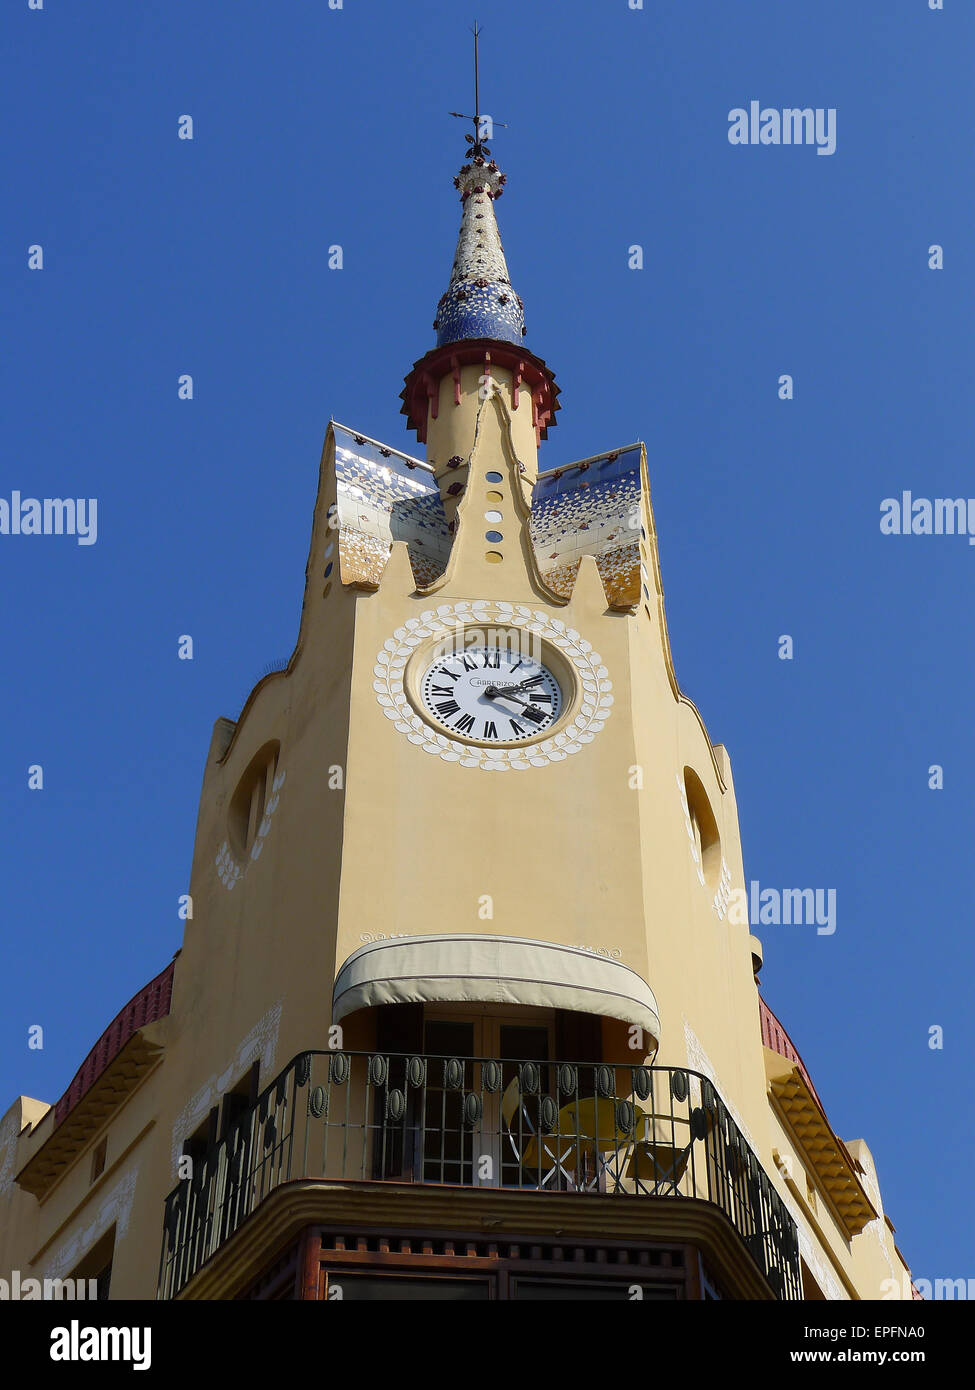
[482,685,547,724]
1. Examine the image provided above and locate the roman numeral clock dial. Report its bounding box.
[421,647,562,743]
[374,603,615,771]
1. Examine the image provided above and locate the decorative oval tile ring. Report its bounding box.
[373,600,614,771]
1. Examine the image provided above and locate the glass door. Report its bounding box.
[422,1019,478,1186]
[421,1011,552,1189]
[496,1023,550,1189]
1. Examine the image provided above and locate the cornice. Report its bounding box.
[173,1179,776,1301]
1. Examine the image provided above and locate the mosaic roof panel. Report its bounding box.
[530,445,643,605]
[333,424,451,588]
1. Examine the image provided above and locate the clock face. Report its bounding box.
[374,601,614,772]
[419,645,564,744]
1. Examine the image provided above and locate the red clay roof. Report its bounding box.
[759,995,824,1110]
[52,959,176,1127]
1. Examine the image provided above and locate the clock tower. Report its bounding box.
[0,96,916,1307]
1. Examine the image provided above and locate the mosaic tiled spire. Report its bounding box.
[433,153,527,349]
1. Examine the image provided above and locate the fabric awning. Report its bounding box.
[332,934,660,1049]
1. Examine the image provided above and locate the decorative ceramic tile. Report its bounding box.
[434,158,525,348]
[333,424,451,588]
[331,427,645,603]
[530,445,643,606]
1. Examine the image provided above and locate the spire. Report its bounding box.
[435,25,526,349]
[433,160,526,348]
[401,29,559,455]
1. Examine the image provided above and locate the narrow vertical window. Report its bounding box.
[90,1137,107,1184]
[229,742,280,858]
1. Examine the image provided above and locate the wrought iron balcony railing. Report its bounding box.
[159,1050,801,1300]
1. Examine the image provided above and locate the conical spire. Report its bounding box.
[433,154,527,349]
[401,36,558,453]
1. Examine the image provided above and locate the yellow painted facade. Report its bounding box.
[0,148,915,1306]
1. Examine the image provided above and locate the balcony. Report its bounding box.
[159,1050,801,1300]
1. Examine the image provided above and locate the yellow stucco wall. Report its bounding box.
[0,371,912,1301]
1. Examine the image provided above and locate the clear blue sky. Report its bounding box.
[3,1,971,1286]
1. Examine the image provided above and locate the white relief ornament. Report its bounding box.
[712,858,733,920]
[215,769,286,890]
[216,841,242,890]
[170,1002,283,1173]
[676,773,706,887]
[45,1169,139,1280]
[374,601,613,771]
[682,1017,758,1153]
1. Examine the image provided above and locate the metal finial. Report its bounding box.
[449,22,508,160]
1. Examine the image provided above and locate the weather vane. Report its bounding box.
[449,22,508,161]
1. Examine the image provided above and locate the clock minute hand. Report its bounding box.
[482,685,547,723]
[484,674,543,698]
[500,677,543,696]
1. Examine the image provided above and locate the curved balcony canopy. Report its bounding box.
[332,934,660,1052]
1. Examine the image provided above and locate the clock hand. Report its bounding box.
[483,684,526,703]
[500,677,544,696]
[482,686,547,723]
[483,675,543,697]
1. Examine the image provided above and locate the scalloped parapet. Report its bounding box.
[333,423,452,588]
[530,444,644,607]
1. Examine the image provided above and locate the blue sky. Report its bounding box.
[3,1,971,1285]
